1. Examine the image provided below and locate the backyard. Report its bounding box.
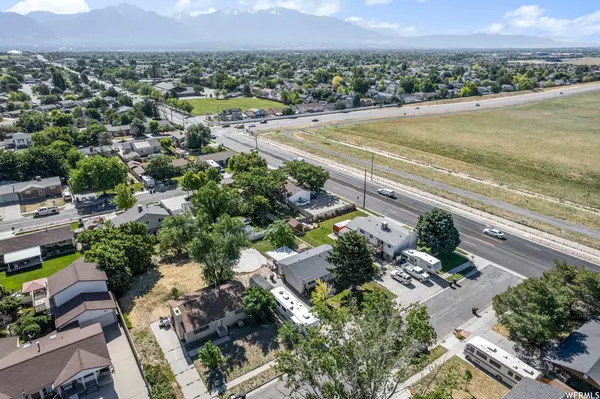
[302,210,368,247]
[0,252,82,292]
[188,97,283,115]
[326,280,397,309]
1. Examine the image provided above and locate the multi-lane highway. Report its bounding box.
[215,129,600,278]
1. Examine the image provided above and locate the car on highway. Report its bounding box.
[223,124,231,127]
[415,107,420,110]
[211,134,217,139]
[391,270,412,285]
[483,228,506,239]
[560,92,563,95]
[475,103,481,107]
[377,188,396,198]
[260,120,268,124]
[295,157,305,162]
[312,119,319,122]
[235,124,244,129]
[249,124,256,128]
[404,265,430,283]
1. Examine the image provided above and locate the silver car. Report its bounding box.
[391,270,412,285]
[484,228,506,239]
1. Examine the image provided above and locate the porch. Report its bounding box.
[4,246,43,272]
[58,367,115,399]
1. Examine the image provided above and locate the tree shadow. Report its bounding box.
[205,369,227,393]
[117,267,162,313]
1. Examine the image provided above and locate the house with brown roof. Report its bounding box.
[46,258,117,330]
[169,281,246,344]
[0,226,75,273]
[0,323,112,399]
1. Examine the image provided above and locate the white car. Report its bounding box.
[34,206,59,218]
[377,188,396,198]
[404,265,430,283]
[391,270,412,285]
[483,228,506,239]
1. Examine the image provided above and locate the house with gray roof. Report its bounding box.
[6,132,33,149]
[277,244,334,295]
[0,323,113,399]
[546,318,600,390]
[502,379,566,399]
[112,204,169,233]
[0,176,62,204]
[118,138,161,158]
[344,216,417,260]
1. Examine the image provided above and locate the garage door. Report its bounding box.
[0,193,19,204]
[80,311,117,328]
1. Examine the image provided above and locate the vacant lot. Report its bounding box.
[119,260,205,329]
[188,97,283,115]
[313,92,600,210]
[0,252,81,292]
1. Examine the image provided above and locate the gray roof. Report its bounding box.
[0,225,73,257]
[0,176,61,196]
[346,216,412,245]
[278,244,333,283]
[47,258,107,297]
[196,150,237,163]
[502,379,565,399]
[3,246,41,264]
[546,318,600,384]
[113,204,169,226]
[106,124,131,132]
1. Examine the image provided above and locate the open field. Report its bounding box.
[119,260,206,329]
[312,91,600,211]
[188,97,283,115]
[0,252,82,292]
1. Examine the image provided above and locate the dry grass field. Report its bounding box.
[313,91,600,210]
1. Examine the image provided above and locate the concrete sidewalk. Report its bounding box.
[151,321,210,399]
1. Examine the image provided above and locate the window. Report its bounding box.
[465,345,474,353]
[145,221,150,225]
[193,325,209,334]
[514,375,522,381]
[489,359,502,369]
[507,371,514,377]
[387,244,392,248]
[158,218,164,223]
[476,351,488,360]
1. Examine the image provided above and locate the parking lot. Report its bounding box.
[376,265,449,307]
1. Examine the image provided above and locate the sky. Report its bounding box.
[2,0,600,41]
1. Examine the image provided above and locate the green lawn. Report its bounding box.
[250,239,276,254]
[446,266,476,281]
[326,281,397,309]
[437,252,469,273]
[0,253,82,292]
[303,210,368,247]
[187,97,284,115]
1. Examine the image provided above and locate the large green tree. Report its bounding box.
[415,208,461,255]
[113,183,137,210]
[275,292,437,399]
[264,219,296,250]
[227,152,267,175]
[146,155,176,182]
[191,181,243,224]
[190,215,249,286]
[328,230,375,290]
[70,156,127,194]
[185,124,212,150]
[242,286,276,325]
[284,160,329,193]
[157,213,197,257]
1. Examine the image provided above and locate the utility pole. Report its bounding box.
[362,169,367,209]
[370,153,374,180]
[255,132,258,153]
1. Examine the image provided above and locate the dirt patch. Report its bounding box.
[492,323,511,339]
[20,198,65,213]
[119,260,206,329]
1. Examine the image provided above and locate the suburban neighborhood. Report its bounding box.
[0,6,600,399]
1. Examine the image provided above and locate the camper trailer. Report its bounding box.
[400,249,442,273]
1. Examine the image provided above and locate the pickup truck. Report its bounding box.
[34,206,59,218]
[404,265,430,283]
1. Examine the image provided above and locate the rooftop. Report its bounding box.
[347,216,413,245]
[278,244,332,284]
[3,246,41,264]
[271,286,318,326]
[0,176,61,196]
[502,379,566,399]
[0,225,73,257]
[113,204,169,226]
[47,258,107,297]
[169,281,245,333]
[196,150,237,163]
[53,292,116,329]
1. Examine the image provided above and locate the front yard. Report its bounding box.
[0,252,82,292]
[20,197,65,213]
[195,324,281,388]
[438,252,469,273]
[302,210,368,247]
[326,280,397,309]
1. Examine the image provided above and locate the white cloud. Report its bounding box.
[174,0,213,12]
[239,0,341,16]
[365,0,393,6]
[346,16,417,35]
[190,7,217,15]
[6,0,89,14]
[486,5,600,38]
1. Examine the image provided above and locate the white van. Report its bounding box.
[62,188,72,202]
[377,188,396,198]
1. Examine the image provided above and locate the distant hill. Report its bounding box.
[0,3,593,50]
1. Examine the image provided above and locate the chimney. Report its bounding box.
[138,205,143,212]
[381,221,388,231]
[36,341,40,352]
[35,176,41,182]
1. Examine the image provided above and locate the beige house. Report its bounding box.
[169,281,246,344]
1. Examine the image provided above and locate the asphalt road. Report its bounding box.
[217,130,600,278]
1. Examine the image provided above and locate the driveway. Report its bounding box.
[422,265,523,337]
[151,321,209,399]
[376,267,448,307]
[0,203,22,221]
[104,323,150,399]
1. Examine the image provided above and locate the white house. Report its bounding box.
[112,204,169,233]
[277,245,334,295]
[344,216,417,260]
[169,281,246,344]
[47,258,117,330]
[284,181,311,205]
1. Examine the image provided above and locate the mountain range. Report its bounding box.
[0,3,593,50]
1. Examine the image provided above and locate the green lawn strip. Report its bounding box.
[70,221,80,230]
[437,252,469,273]
[327,281,397,309]
[250,239,276,254]
[188,98,284,116]
[0,252,82,292]
[402,345,448,382]
[303,210,368,247]
[446,266,477,282]
[221,367,279,398]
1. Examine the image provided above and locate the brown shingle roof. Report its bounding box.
[0,324,111,398]
[47,259,107,297]
[169,281,245,333]
[53,292,117,329]
[0,226,73,256]
[196,150,237,163]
